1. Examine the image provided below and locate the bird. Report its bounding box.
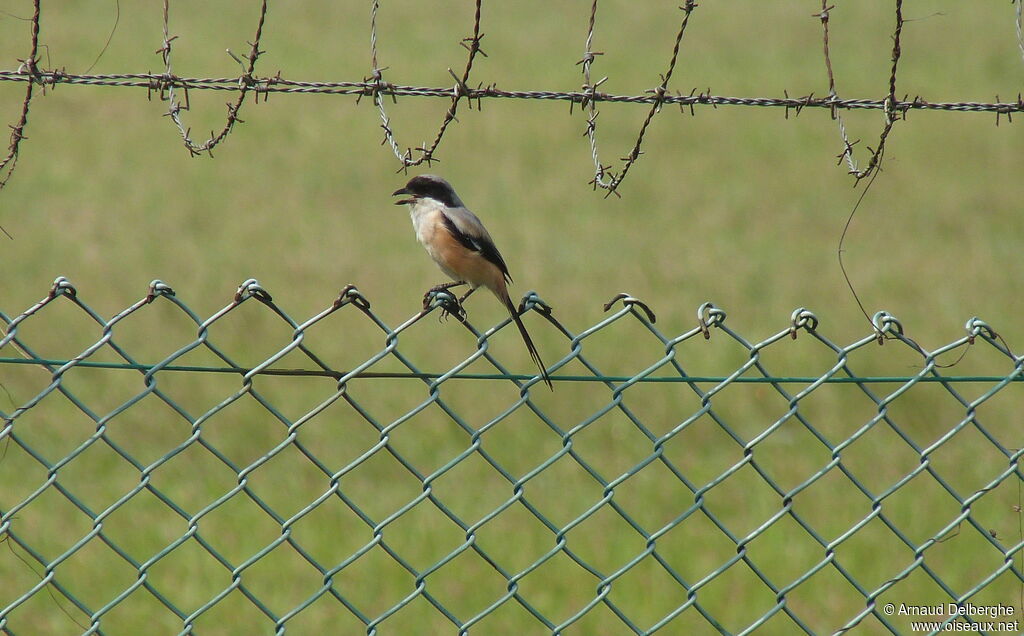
[392,174,552,389]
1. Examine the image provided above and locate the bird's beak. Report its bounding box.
[392,187,414,205]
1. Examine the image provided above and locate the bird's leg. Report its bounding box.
[422,280,468,315]
[457,287,477,305]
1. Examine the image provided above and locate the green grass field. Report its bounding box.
[2,2,1023,634]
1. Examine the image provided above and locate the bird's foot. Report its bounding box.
[422,281,468,321]
[439,302,467,323]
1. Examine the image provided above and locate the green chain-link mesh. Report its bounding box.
[2,278,1022,635]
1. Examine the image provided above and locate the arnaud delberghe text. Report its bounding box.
[897,603,1015,619]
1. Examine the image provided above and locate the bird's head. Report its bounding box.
[392,174,463,208]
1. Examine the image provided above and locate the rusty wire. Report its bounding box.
[156,0,268,157]
[1,1,1023,194]
[4,70,1021,113]
[579,0,698,196]
[816,0,905,183]
[367,0,486,170]
[0,0,40,201]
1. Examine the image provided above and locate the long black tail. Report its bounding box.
[501,294,553,390]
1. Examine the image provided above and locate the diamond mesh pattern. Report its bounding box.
[1,278,1021,635]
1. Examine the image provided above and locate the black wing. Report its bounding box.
[441,212,513,284]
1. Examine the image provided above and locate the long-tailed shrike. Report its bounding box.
[392,174,552,389]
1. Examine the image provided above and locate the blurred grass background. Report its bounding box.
[1,1,1022,634]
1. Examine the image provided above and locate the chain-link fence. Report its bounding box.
[2,278,1022,635]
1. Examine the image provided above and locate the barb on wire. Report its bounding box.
[366,0,402,162]
[0,0,1022,195]
[1,70,1020,114]
[368,0,486,170]
[0,0,41,237]
[819,0,906,183]
[578,0,608,191]
[157,0,269,157]
[816,2,858,175]
[580,0,698,197]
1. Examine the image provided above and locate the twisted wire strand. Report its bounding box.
[1,1,1022,195]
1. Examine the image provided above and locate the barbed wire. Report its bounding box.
[1,1,1023,197]
[815,0,904,180]
[5,69,1021,113]
[579,0,698,196]
[366,0,486,170]
[156,0,268,157]
[0,0,39,212]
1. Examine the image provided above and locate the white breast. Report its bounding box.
[409,200,441,246]
[408,200,457,278]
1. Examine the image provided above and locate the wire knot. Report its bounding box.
[48,276,77,299]
[146,280,175,303]
[964,317,997,345]
[697,302,726,339]
[235,278,272,303]
[333,284,371,311]
[603,293,656,324]
[789,308,819,339]
[358,67,393,104]
[519,291,552,316]
[871,311,903,341]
